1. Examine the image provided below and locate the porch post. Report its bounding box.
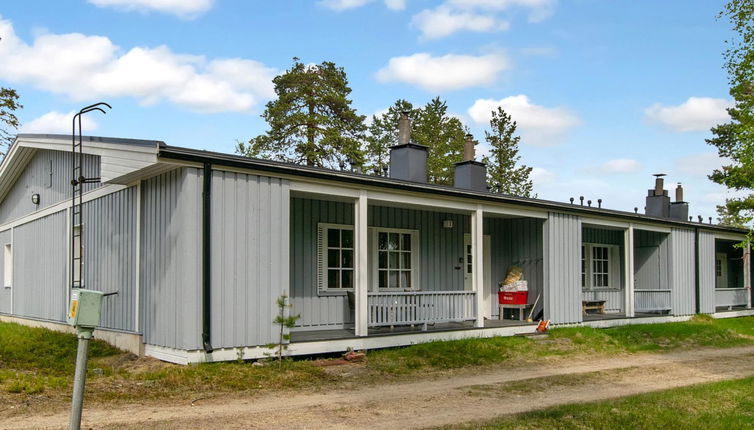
[354,190,369,336]
[744,241,751,309]
[624,224,635,317]
[472,205,485,327]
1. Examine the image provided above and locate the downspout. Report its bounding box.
[694,227,700,314]
[202,163,213,353]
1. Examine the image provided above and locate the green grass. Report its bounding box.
[367,314,754,374]
[445,376,754,430]
[0,315,752,406]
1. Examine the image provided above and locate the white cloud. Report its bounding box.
[674,152,728,176]
[318,0,373,10]
[468,95,579,145]
[446,0,556,22]
[0,18,277,113]
[644,97,732,133]
[412,6,509,39]
[376,52,509,92]
[531,167,556,185]
[599,158,642,174]
[87,0,213,19]
[384,0,407,10]
[21,111,99,134]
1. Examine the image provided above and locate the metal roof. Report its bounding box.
[157,144,749,234]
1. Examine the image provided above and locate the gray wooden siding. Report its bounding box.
[12,211,67,322]
[634,230,670,290]
[82,188,137,332]
[0,229,11,314]
[140,168,202,350]
[669,228,697,315]
[0,149,99,225]
[543,212,582,324]
[210,170,290,349]
[698,231,716,313]
[290,198,354,329]
[583,226,625,288]
[485,217,544,319]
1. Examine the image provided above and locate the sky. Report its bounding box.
[0,0,740,219]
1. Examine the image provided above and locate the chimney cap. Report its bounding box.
[653,173,667,178]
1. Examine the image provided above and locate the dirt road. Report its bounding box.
[8,346,754,429]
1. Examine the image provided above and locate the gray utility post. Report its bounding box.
[66,288,116,430]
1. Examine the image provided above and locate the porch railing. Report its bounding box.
[634,289,672,313]
[367,291,476,328]
[715,288,749,308]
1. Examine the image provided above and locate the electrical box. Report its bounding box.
[67,288,105,328]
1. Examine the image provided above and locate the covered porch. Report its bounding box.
[714,238,751,311]
[288,185,544,341]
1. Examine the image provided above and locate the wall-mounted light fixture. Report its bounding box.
[31,193,40,205]
[442,219,454,229]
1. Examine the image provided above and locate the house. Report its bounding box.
[0,118,751,364]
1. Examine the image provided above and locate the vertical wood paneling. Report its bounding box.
[210,170,290,349]
[82,188,137,332]
[0,149,100,224]
[140,168,202,350]
[670,228,696,315]
[698,230,716,313]
[12,212,67,321]
[633,230,670,291]
[543,213,582,324]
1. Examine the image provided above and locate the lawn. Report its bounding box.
[0,315,752,409]
[444,375,754,430]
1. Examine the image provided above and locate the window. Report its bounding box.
[582,243,618,289]
[318,224,354,292]
[3,243,11,288]
[374,228,418,290]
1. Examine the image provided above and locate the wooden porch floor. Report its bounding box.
[291,319,534,343]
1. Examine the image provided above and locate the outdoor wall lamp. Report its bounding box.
[31,193,40,205]
[442,219,454,229]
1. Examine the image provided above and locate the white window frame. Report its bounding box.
[581,243,620,290]
[3,243,11,289]
[371,227,420,291]
[317,223,355,295]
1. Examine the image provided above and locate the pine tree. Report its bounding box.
[365,97,465,184]
[237,59,366,168]
[707,1,754,226]
[363,99,417,174]
[0,87,22,157]
[481,107,534,197]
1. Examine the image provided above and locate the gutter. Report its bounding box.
[694,227,701,314]
[202,162,213,353]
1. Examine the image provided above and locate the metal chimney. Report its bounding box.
[669,182,689,221]
[389,111,428,183]
[454,134,487,192]
[645,173,670,217]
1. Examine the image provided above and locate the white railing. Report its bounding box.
[715,288,749,308]
[634,289,672,313]
[367,291,476,327]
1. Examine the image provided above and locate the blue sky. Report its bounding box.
[0,0,738,219]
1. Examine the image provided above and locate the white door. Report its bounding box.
[716,252,728,289]
[463,234,491,318]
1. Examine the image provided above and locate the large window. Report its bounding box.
[318,224,354,292]
[374,228,418,290]
[581,243,619,289]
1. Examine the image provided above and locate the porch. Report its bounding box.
[288,189,545,340]
[713,238,751,311]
